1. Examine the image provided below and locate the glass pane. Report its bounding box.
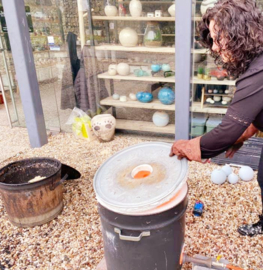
[190,1,234,139]
[79,0,176,136]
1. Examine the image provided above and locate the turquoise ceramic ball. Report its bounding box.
[136,92,153,103]
[158,87,175,105]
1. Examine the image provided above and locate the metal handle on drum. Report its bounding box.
[114,228,150,242]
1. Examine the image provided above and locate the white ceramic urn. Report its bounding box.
[104,5,118,16]
[129,0,142,17]
[201,0,217,15]
[117,63,130,76]
[91,114,116,142]
[152,111,170,127]
[119,28,138,47]
[168,4,175,17]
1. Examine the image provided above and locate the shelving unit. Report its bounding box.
[193,76,236,86]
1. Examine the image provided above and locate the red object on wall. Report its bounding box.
[0,93,4,104]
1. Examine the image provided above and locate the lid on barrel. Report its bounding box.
[94,142,188,213]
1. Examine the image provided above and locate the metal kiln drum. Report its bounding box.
[94,143,189,270]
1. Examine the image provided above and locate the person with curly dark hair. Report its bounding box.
[170,0,263,236]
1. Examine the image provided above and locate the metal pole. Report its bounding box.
[0,73,12,128]
[2,0,48,147]
[175,0,193,140]
[0,35,20,124]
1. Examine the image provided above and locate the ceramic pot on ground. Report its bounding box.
[104,4,118,16]
[168,4,175,17]
[117,63,130,76]
[129,0,142,17]
[152,111,170,127]
[201,0,217,15]
[91,114,116,142]
[119,28,138,47]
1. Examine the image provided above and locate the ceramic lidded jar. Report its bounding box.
[129,0,142,17]
[104,3,118,16]
[201,0,217,15]
[119,28,138,47]
[144,22,162,48]
[91,114,116,142]
[152,111,170,127]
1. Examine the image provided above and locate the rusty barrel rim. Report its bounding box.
[0,157,61,191]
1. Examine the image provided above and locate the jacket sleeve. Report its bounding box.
[200,71,263,159]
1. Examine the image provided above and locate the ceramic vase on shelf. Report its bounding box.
[152,111,170,127]
[104,1,118,16]
[201,0,217,15]
[117,63,130,76]
[91,114,116,142]
[158,87,175,105]
[144,22,162,48]
[168,3,175,17]
[119,27,138,47]
[129,0,142,17]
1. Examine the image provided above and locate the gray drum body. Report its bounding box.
[94,143,189,270]
[99,192,187,270]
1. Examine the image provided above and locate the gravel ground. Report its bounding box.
[0,128,262,270]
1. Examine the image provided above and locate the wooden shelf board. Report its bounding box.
[116,119,175,134]
[191,102,228,114]
[92,16,175,21]
[100,96,175,111]
[193,76,236,86]
[98,72,175,83]
[193,49,208,54]
[94,45,175,53]
[92,16,202,21]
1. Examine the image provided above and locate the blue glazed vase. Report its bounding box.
[136,92,153,103]
[158,87,175,105]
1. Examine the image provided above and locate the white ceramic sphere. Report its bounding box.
[168,4,175,17]
[239,166,254,181]
[211,169,227,185]
[119,28,138,47]
[104,5,118,16]
[129,93,137,100]
[108,68,117,76]
[120,95,127,102]
[117,63,130,76]
[221,164,232,176]
[152,111,170,127]
[228,173,239,184]
[112,94,120,100]
[222,101,228,105]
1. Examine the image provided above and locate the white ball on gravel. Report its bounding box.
[222,164,232,176]
[239,166,254,181]
[211,169,227,185]
[228,173,239,184]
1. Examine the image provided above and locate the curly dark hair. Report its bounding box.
[198,0,263,77]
